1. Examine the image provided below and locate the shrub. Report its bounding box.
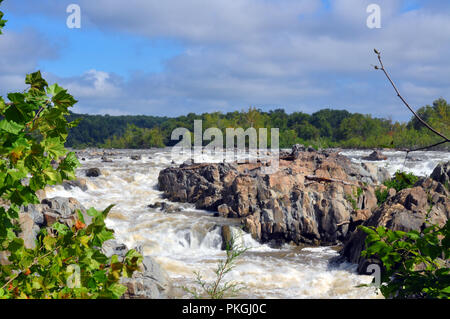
[358,220,450,299]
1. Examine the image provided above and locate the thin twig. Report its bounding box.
[373,49,449,153]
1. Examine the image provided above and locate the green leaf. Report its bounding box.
[87,207,101,218]
[42,137,66,158]
[43,235,57,251]
[52,222,70,235]
[46,83,64,97]
[0,119,24,134]
[108,283,127,299]
[25,71,48,91]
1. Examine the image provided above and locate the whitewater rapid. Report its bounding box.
[45,148,449,299]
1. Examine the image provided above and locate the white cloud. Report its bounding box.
[2,0,450,121]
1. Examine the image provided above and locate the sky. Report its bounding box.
[0,0,449,121]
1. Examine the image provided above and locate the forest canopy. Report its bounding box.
[66,98,449,150]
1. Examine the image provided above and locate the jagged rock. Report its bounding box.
[341,164,450,274]
[430,161,450,186]
[101,156,113,163]
[86,168,101,177]
[62,178,88,191]
[158,147,388,245]
[362,150,388,161]
[147,201,181,214]
[18,213,40,249]
[120,245,172,299]
[221,225,233,250]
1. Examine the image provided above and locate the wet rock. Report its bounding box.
[86,167,101,177]
[341,166,450,274]
[101,240,130,258]
[101,156,113,163]
[362,150,388,161]
[40,197,92,227]
[120,245,172,299]
[221,225,233,250]
[430,161,450,186]
[62,178,88,191]
[147,202,181,214]
[158,146,385,246]
[18,213,40,249]
[131,155,142,161]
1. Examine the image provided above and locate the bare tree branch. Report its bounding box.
[373,49,449,152]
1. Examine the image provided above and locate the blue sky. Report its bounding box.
[0,0,449,121]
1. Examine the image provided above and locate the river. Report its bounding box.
[44,148,449,299]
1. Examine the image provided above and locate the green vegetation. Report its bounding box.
[103,124,165,149]
[66,99,449,150]
[359,220,450,299]
[183,235,248,299]
[0,6,141,298]
[376,171,420,205]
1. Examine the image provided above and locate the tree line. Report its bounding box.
[66,98,449,150]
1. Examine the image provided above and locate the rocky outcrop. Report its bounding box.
[362,151,387,161]
[102,240,172,299]
[86,167,101,177]
[158,148,390,246]
[341,162,450,274]
[363,150,388,161]
[62,178,88,191]
[147,201,182,214]
[430,161,450,186]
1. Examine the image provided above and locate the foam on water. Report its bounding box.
[45,148,447,298]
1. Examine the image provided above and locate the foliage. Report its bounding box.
[0,70,142,298]
[183,235,248,299]
[358,220,450,299]
[66,99,450,150]
[375,171,419,205]
[384,171,419,192]
[0,205,142,299]
[103,124,165,149]
[0,6,142,297]
[375,188,390,206]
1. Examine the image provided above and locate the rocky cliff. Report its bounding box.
[158,146,391,246]
[341,161,449,274]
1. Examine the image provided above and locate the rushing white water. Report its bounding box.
[45,148,449,299]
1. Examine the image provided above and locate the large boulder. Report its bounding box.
[62,178,88,191]
[341,167,450,274]
[430,161,450,186]
[102,241,172,299]
[158,148,389,246]
[86,168,101,177]
[362,150,388,161]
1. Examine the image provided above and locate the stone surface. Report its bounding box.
[341,167,450,274]
[119,245,172,299]
[362,150,388,161]
[62,178,88,191]
[430,161,450,186]
[158,147,390,246]
[86,168,101,177]
[148,201,182,214]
